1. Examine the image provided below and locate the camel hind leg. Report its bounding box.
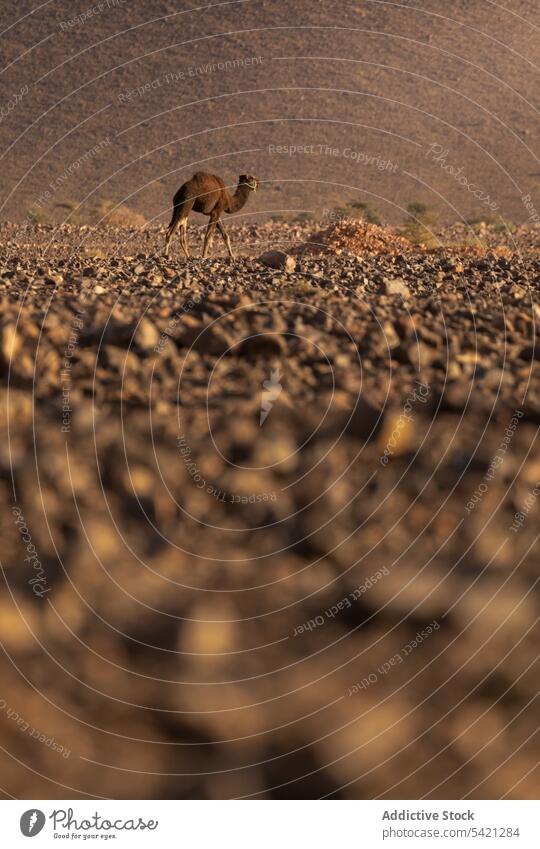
[164,205,180,257]
[165,214,190,260]
[179,219,190,260]
[165,195,193,259]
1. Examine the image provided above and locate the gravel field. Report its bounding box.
[1,220,539,799]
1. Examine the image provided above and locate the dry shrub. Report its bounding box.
[401,202,440,248]
[92,200,146,228]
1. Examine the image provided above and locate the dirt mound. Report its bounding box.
[301,219,413,257]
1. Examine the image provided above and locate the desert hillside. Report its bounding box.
[0,0,539,226]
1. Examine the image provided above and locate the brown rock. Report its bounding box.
[343,395,384,440]
[0,323,21,365]
[174,316,232,356]
[237,334,286,358]
[259,250,296,272]
[134,318,160,352]
[382,277,410,298]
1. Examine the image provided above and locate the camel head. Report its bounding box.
[239,174,259,192]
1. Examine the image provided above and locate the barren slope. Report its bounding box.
[0,0,539,226]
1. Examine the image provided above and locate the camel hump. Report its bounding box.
[192,171,226,188]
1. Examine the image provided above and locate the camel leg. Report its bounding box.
[164,214,182,258]
[179,219,190,260]
[202,220,217,258]
[216,220,235,260]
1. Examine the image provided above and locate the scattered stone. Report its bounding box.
[237,334,286,358]
[343,395,384,440]
[259,250,296,272]
[134,318,160,352]
[0,323,21,365]
[174,317,232,356]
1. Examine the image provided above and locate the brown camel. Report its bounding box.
[164,171,258,259]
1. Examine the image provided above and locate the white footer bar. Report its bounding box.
[2,800,538,848]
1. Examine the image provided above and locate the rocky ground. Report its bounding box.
[1,220,539,799]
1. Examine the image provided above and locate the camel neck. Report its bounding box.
[227,183,252,214]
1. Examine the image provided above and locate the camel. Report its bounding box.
[164,171,258,259]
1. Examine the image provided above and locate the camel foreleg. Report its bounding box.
[217,220,235,260]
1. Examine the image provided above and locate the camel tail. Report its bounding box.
[170,180,198,226]
[167,204,181,232]
[167,192,195,232]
